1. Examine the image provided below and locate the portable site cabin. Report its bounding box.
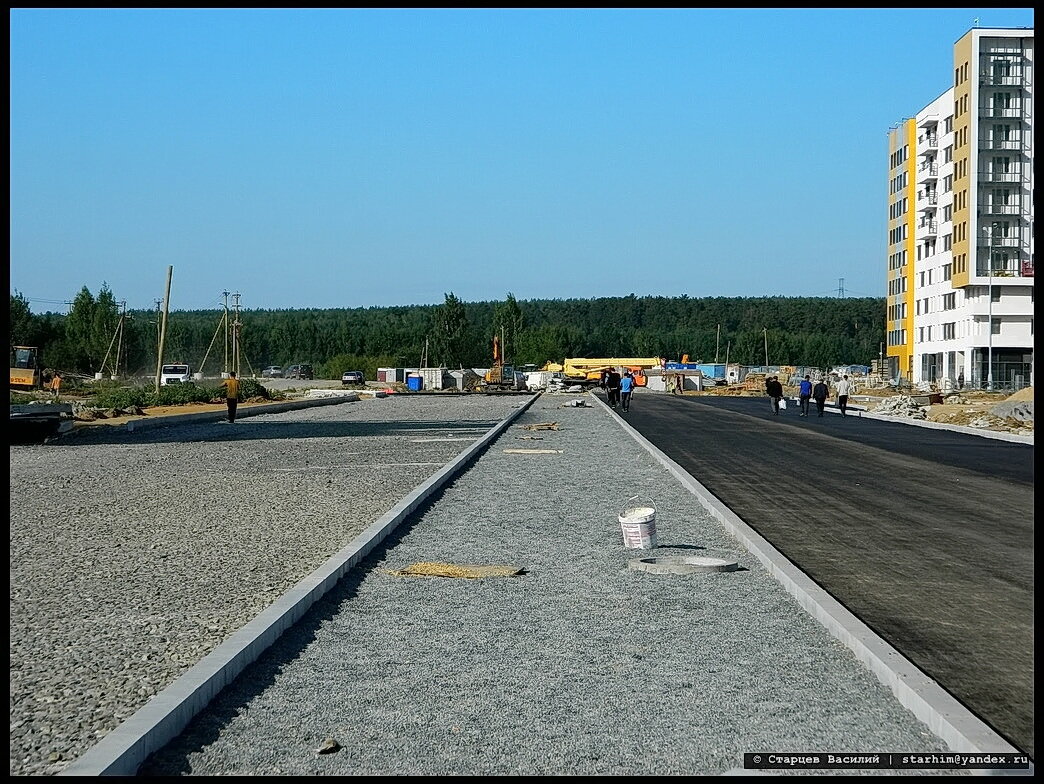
[645,368,705,392]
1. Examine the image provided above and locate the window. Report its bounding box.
[943,263,952,281]
[991,287,1001,303]
[943,323,956,340]
[943,205,952,221]
[943,293,956,310]
[991,317,1001,335]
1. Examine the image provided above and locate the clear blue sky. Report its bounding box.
[10,8,1034,313]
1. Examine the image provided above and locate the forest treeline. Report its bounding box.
[10,288,886,381]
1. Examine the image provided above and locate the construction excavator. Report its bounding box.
[481,335,523,391]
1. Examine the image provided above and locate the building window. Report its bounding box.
[943,263,952,280]
[943,293,956,310]
[991,287,1002,303]
[943,323,955,340]
[991,318,1001,335]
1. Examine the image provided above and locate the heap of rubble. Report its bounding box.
[869,395,928,419]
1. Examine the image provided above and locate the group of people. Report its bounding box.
[600,368,635,412]
[766,373,856,418]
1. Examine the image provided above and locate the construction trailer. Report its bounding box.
[644,368,705,392]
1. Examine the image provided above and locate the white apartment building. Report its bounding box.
[886,26,1033,389]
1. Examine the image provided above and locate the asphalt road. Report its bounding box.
[601,391,1034,758]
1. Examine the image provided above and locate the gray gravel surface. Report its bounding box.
[136,393,955,776]
[9,394,525,777]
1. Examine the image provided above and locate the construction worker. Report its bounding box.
[50,372,62,401]
[220,372,240,423]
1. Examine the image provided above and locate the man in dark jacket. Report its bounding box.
[766,376,784,414]
[605,369,622,408]
[812,378,829,417]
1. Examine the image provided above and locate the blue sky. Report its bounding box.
[9,7,1034,312]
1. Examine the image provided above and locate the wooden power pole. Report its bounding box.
[154,266,173,394]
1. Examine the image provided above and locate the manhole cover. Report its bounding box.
[628,555,739,574]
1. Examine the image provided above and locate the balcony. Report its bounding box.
[980,72,1026,87]
[918,220,938,235]
[917,133,938,149]
[919,163,938,178]
[978,234,1022,250]
[979,135,1024,151]
[978,167,1023,184]
[980,202,1021,216]
[980,105,1023,119]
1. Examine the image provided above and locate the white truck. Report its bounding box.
[159,363,191,385]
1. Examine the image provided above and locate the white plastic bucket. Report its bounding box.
[619,504,657,549]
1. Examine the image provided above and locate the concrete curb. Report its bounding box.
[592,394,1024,763]
[58,393,540,776]
[57,394,361,440]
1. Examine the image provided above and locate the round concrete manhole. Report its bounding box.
[628,555,739,574]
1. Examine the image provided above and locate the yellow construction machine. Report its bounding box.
[560,357,661,388]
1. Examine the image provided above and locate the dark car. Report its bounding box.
[285,364,314,380]
[341,370,365,385]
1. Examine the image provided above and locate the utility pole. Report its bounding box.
[763,328,769,370]
[154,266,173,394]
[114,300,126,378]
[837,277,845,297]
[715,323,720,363]
[231,292,241,378]
[224,290,232,377]
[154,298,162,368]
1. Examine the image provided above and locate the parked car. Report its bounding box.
[341,370,365,385]
[261,365,283,378]
[285,364,314,380]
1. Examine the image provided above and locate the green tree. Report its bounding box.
[432,292,470,368]
[9,292,38,347]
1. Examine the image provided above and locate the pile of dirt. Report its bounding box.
[1005,386,1033,402]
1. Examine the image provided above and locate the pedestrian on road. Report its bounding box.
[619,371,635,412]
[957,371,965,390]
[605,368,621,409]
[50,372,62,401]
[675,373,684,395]
[766,375,784,415]
[221,371,240,423]
[812,377,829,417]
[836,374,855,417]
[798,374,813,417]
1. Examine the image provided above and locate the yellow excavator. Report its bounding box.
[482,335,520,390]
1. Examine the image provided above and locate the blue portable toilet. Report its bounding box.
[407,374,423,391]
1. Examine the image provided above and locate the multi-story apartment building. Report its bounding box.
[886,26,1033,389]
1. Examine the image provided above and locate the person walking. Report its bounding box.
[798,374,813,417]
[812,377,829,417]
[619,370,635,412]
[220,371,240,423]
[605,368,621,409]
[836,374,855,417]
[49,372,62,401]
[766,375,784,415]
